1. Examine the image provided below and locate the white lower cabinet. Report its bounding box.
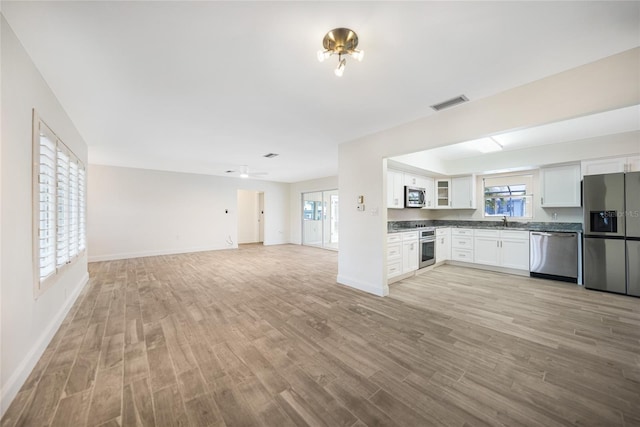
[402,231,419,273]
[390,227,530,281]
[500,235,530,270]
[473,229,529,270]
[387,231,419,280]
[451,228,474,262]
[474,230,500,265]
[436,228,451,263]
[387,233,402,279]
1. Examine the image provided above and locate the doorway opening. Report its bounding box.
[302,189,339,250]
[238,190,264,245]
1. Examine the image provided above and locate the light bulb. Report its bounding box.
[352,49,364,62]
[335,58,346,77]
[317,50,330,62]
[240,173,249,178]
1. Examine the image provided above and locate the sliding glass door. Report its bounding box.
[302,189,338,250]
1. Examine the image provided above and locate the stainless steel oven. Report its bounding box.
[419,228,436,268]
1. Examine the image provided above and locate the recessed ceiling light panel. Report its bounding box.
[472,137,503,153]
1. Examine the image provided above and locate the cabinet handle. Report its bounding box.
[496,241,499,247]
[541,197,543,204]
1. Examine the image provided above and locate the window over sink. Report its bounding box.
[483,174,533,219]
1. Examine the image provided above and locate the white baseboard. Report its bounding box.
[337,274,389,297]
[446,260,530,277]
[88,244,237,262]
[0,272,89,418]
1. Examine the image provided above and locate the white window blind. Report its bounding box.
[33,112,86,294]
[38,134,57,281]
[69,160,79,258]
[78,168,86,252]
[56,148,70,267]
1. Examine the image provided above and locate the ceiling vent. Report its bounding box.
[263,153,279,158]
[430,95,469,112]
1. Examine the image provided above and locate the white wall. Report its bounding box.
[87,165,290,261]
[338,47,640,297]
[1,17,89,415]
[237,190,259,244]
[288,176,338,245]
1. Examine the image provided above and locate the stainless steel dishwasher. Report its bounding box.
[530,232,579,283]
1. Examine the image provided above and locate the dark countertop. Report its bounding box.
[388,220,582,233]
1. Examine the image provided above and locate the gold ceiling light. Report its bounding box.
[317,28,364,77]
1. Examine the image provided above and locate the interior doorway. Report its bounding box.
[238,190,264,244]
[302,189,339,250]
[258,192,265,243]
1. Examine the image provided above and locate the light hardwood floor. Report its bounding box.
[2,244,639,426]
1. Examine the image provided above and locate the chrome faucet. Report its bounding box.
[502,216,508,226]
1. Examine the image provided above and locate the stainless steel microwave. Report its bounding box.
[405,186,426,208]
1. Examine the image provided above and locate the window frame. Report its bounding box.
[32,110,86,297]
[482,174,534,219]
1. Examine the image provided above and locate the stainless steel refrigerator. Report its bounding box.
[625,172,640,297]
[583,172,639,296]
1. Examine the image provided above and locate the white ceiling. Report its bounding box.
[3,1,639,182]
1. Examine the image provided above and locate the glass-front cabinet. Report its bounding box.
[436,179,450,208]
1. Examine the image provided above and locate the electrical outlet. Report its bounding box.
[357,204,365,211]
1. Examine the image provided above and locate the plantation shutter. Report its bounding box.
[78,167,86,252]
[38,132,57,281]
[56,147,70,267]
[34,112,87,294]
[68,159,79,258]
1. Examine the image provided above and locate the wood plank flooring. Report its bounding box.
[2,244,639,426]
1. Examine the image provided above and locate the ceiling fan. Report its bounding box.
[225,165,268,179]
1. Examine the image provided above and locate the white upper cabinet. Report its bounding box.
[540,163,581,208]
[451,175,477,209]
[435,179,451,208]
[581,155,640,176]
[398,171,435,208]
[387,169,405,209]
[422,176,435,209]
[403,173,420,187]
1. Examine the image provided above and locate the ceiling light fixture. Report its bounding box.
[239,165,249,178]
[317,28,364,77]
